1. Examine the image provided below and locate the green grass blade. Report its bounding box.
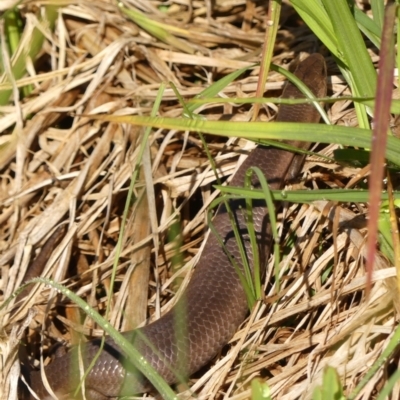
[119,4,194,54]
[321,0,377,98]
[371,0,385,30]
[31,278,178,400]
[247,167,280,294]
[88,115,400,166]
[253,0,281,118]
[185,64,257,114]
[215,187,400,204]
[353,6,381,48]
[0,5,58,105]
[375,368,400,400]
[348,322,400,400]
[290,0,338,57]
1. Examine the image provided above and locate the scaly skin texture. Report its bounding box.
[26,54,327,399]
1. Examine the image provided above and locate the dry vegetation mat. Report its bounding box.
[1,1,399,399]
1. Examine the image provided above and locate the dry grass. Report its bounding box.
[0,1,397,399]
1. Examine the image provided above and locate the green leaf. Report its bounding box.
[312,366,345,400]
[251,379,272,400]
